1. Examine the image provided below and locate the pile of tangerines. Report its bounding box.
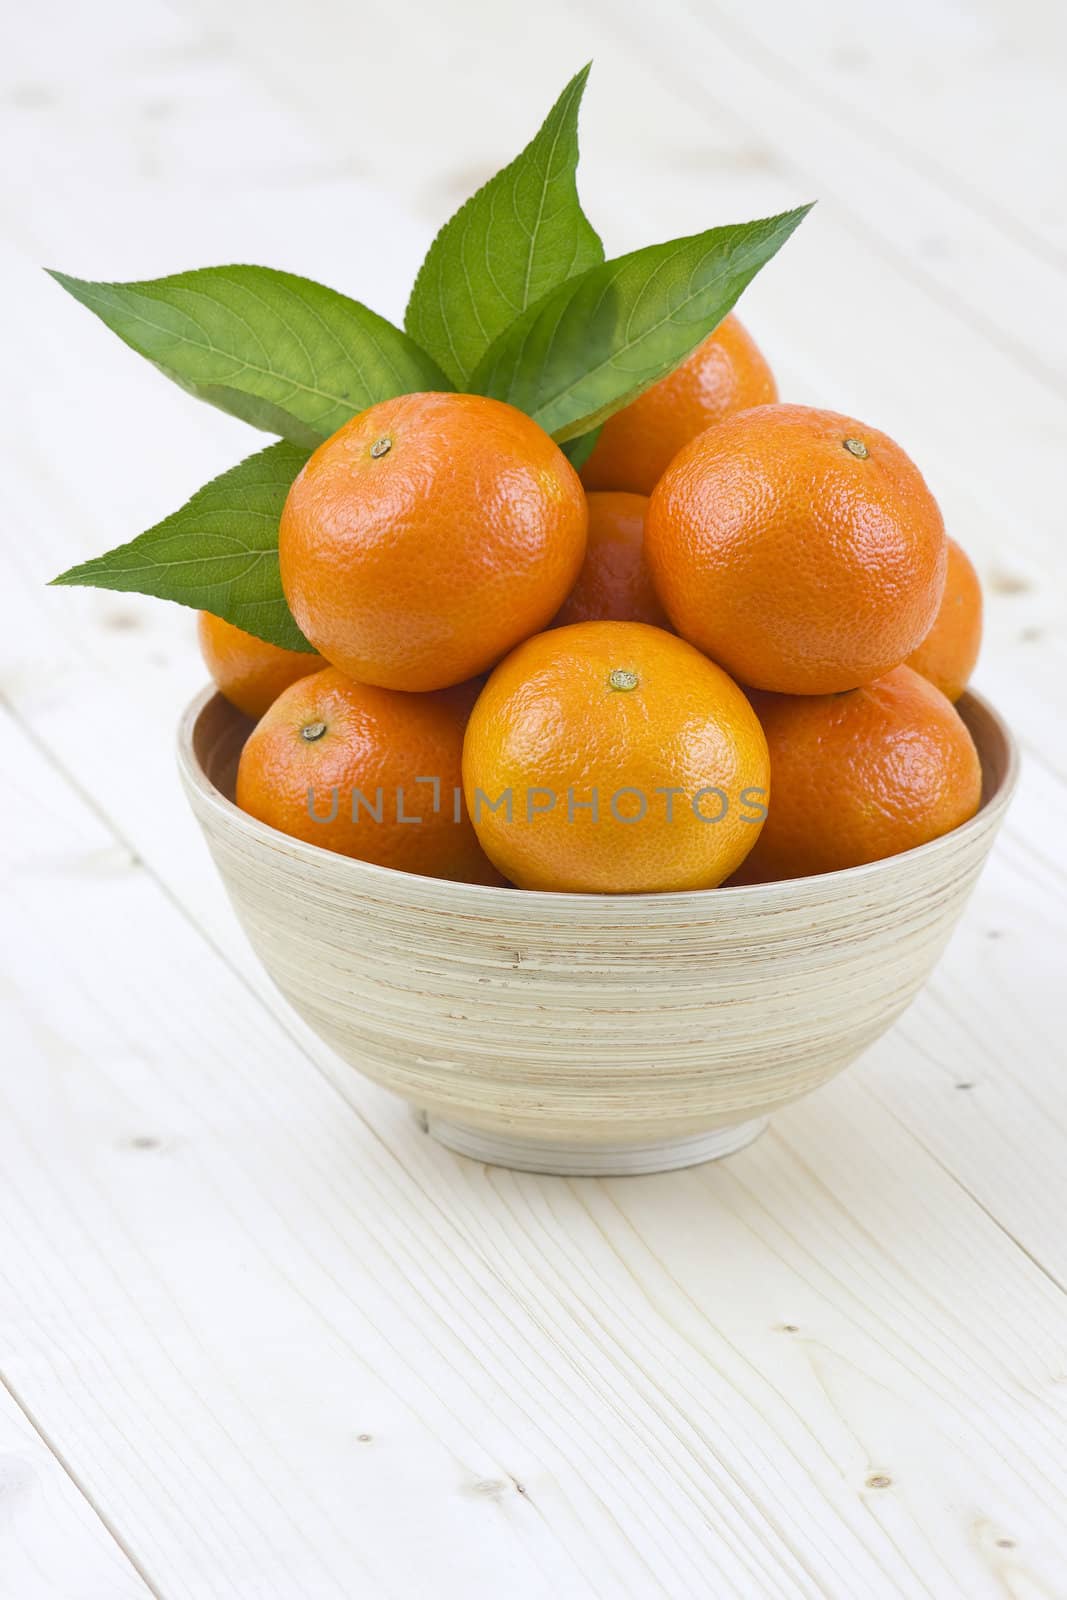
[200,314,984,895]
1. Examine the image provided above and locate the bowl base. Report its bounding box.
[416,1111,769,1176]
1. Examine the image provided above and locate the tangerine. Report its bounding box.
[906,536,983,702]
[236,666,502,883]
[646,404,948,695]
[462,621,769,893]
[553,492,669,628]
[279,392,587,692]
[581,315,777,494]
[734,665,982,882]
[197,612,322,720]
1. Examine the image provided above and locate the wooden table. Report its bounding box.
[3,1,1065,1594]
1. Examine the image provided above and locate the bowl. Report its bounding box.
[178,687,1017,1176]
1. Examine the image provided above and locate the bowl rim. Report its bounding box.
[177,682,1020,908]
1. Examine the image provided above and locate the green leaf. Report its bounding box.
[404,66,603,387]
[49,265,451,449]
[562,427,603,471]
[471,205,812,443]
[50,442,314,651]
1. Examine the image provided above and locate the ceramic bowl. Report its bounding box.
[178,687,1017,1175]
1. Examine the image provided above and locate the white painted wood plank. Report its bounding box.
[4,1,1067,1593]
[599,0,1067,386]
[860,754,1067,1280]
[4,705,1067,1597]
[2,715,625,1600]
[663,0,1067,261]
[0,1381,152,1599]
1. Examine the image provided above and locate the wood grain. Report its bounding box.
[0,1381,152,1599]
[3,0,1066,1592]
[178,687,1017,1164]
[4,703,1067,1599]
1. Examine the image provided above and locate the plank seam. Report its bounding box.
[6,687,1066,1312]
[859,1083,1067,1301]
[0,1367,164,1600]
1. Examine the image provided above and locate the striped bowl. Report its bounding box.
[179,686,1017,1176]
